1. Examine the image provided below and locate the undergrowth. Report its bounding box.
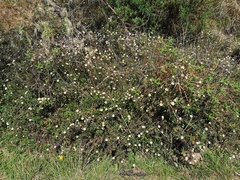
[0,0,239,168]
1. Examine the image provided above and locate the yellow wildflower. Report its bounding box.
[59,155,64,160]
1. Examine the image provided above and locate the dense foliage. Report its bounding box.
[0,0,239,165]
[107,0,214,37]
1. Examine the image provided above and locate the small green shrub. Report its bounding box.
[105,0,216,39]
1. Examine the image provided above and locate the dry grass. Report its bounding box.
[0,0,37,31]
[216,0,240,36]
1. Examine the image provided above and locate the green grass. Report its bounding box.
[0,148,239,180]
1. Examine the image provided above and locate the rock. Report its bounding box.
[185,152,203,165]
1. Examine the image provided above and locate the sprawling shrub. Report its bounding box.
[1,27,239,164]
[0,0,239,166]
